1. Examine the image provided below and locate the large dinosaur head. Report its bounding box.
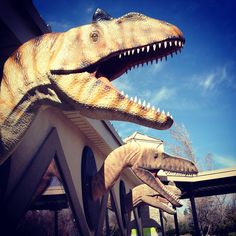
[49,8,185,130]
[130,144,198,207]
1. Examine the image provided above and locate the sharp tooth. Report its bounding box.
[147,45,150,52]
[138,99,142,105]
[178,41,181,47]
[137,48,140,54]
[142,47,145,52]
[119,54,122,59]
[125,94,128,98]
[153,44,156,51]
[121,91,124,96]
[134,96,137,102]
[158,42,161,48]
[169,41,172,47]
[147,103,150,109]
[124,52,126,56]
[142,100,146,107]
[167,112,170,116]
[152,105,155,110]
[164,41,167,48]
[130,97,133,101]
[175,40,178,46]
[127,50,130,55]
[157,108,160,112]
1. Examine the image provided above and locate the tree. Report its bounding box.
[167,122,235,236]
[167,123,196,163]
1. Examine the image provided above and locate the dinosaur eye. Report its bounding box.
[90,31,99,42]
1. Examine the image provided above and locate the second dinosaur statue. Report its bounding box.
[91,142,198,207]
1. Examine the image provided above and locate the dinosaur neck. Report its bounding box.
[0,34,61,165]
[0,71,37,164]
[91,143,140,201]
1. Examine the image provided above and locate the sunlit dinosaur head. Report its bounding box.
[130,144,198,207]
[50,8,185,130]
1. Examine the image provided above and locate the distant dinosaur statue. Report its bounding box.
[108,182,182,215]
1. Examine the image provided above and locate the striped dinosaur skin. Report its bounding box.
[0,9,185,165]
[108,182,182,215]
[91,142,198,206]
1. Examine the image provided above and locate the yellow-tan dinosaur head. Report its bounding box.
[131,145,197,207]
[49,8,185,130]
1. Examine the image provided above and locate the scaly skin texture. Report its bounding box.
[0,9,185,165]
[91,142,198,206]
[107,182,182,215]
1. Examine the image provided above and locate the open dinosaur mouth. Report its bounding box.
[142,165,196,207]
[149,169,183,206]
[50,37,185,130]
[95,37,185,81]
[91,37,184,122]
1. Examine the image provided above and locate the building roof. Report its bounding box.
[0,0,51,80]
[124,131,163,144]
[159,167,236,198]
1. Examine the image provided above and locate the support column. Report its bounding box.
[105,208,110,236]
[159,210,165,236]
[190,194,201,236]
[133,207,143,236]
[173,206,179,236]
[54,210,58,236]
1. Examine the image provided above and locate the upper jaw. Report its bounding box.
[95,36,185,81]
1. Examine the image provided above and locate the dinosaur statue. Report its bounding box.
[32,143,191,215]
[108,182,182,215]
[0,8,185,165]
[91,142,198,207]
[34,160,183,215]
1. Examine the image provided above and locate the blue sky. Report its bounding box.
[34,0,236,170]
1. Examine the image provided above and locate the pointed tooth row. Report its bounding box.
[165,171,195,177]
[118,40,184,59]
[120,91,172,117]
[163,185,181,203]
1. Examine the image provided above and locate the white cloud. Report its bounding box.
[151,86,176,104]
[200,73,215,90]
[213,154,236,169]
[112,74,135,94]
[151,61,165,74]
[198,65,230,91]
